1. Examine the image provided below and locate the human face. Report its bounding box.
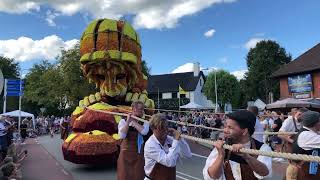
[133,104,144,117]
[314,121,320,132]
[223,118,248,143]
[153,123,169,144]
[294,111,303,122]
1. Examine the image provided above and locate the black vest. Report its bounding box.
[292,128,317,155]
[226,139,264,164]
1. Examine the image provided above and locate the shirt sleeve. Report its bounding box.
[118,119,127,139]
[254,144,273,179]
[178,138,192,158]
[140,122,150,136]
[144,138,181,167]
[297,131,320,150]
[203,148,225,180]
[279,118,290,132]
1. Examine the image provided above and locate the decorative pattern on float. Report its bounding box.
[62,18,154,164]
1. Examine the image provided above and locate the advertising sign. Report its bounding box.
[288,74,312,93]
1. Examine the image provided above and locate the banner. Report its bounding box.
[288,74,312,93]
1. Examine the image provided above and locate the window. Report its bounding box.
[172,92,177,98]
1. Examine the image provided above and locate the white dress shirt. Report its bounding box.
[253,118,264,143]
[118,119,149,139]
[203,141,273,180]
[297,126,320,150]
[144,134,192,180]
[279,116,301,132]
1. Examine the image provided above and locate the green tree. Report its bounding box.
[142,60,151,77]
[204,70,239,111]
[246,40,291,103]
[0,57,20,112]
[57,44,95,112]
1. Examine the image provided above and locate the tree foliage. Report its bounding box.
[245,40,291,103]
[203,70,239,111]
[23,44,95,116]
[142,60,151,77]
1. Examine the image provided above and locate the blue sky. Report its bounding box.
[0,0,319,79]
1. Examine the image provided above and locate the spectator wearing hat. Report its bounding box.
[286,111,320,180]
[203,110,272,180]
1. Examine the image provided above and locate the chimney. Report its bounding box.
[193,62,200,77]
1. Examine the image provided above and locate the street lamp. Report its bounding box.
[202,67,218,112]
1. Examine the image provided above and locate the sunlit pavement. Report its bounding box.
[27,135,286,180]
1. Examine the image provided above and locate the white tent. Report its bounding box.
[180,102,204,109]
[1,110,35,129]
[254,99,266,110]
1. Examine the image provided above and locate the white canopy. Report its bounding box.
[180,102,204,109]
[254,99,266,110]
[1,110,35,129]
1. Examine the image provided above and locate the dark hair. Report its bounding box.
[298,107,308,113]
[247,106,258,116]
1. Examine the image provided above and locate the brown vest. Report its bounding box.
[148,163,176,180]
[117,129,145,180]
[223,139,261,180]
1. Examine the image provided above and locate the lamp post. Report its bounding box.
[202,67,218,112]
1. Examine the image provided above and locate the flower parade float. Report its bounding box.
[62,18,155,164]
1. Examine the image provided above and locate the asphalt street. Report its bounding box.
[37,135,286,180]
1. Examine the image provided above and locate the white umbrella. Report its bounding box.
[266,98,320,109]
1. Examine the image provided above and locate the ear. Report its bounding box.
[242,128,249,136]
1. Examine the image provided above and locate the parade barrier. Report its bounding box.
[87,107,320,163]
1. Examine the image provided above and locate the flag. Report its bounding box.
[179,85,186,95]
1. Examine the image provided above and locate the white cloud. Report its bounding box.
[218,57,228,64]
[204,29,216,38]
[0,0,237,29]
[244,38,264,50]
[231,69,247,80]
[45,10,60,26]
[0,35,78,62]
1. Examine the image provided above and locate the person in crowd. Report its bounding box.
[203,110,272,180]
[270,111,284,161]
[60,116,70,140]
[117,101,150,180]
[144,113,192,180]
[0,116,9,160]
[285,110,320,180]
[279,108,308,153]
[0,156,22,179]
[248,106,264,143]
[20,119,28,142]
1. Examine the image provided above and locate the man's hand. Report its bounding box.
[213,140,225,158]
[231,143,250,159]
[126,114,133,124]
[168,128,181,140]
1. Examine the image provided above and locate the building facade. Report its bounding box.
[273,43,320,99]
[147,63,214,109]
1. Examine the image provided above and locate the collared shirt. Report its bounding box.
[297,126,320,150]
[203,141,273,180]
[253,118,264,143]
[144,134,192,180]
[279,116,301,132]
[0,121,7,136]
[118,119,149,139]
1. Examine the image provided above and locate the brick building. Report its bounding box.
[273,43,320,99]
